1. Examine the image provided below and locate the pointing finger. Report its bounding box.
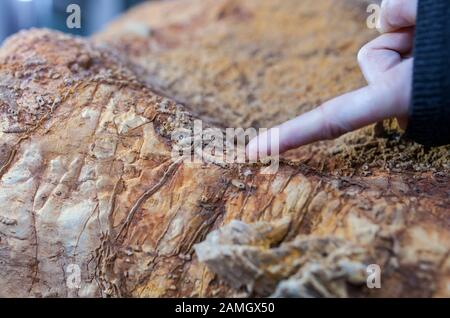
[247,61,412,156]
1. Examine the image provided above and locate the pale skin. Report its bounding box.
[247,0,418,159]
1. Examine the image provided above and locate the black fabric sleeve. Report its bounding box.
[406,0,450,146]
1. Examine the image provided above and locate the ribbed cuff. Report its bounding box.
[406,0,450,147]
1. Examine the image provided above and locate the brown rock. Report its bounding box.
[0,0,448,298]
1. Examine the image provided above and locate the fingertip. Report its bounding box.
[246,127,282,160]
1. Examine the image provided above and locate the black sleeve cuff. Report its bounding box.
[406,0,450,147]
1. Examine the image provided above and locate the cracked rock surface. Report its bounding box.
[0,0,449,297]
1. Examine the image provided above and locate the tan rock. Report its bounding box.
[0,0,448,298]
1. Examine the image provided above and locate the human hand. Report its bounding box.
[377,0,418,33]
[247,0,418,159]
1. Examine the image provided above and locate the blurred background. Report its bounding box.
[0,0,149,43]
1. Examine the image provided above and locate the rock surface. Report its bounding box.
[97,0,374,129]
[0,0,448,297]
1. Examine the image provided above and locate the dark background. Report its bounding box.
[0,0,149,43]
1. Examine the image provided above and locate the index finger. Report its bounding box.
[246,70,410,157]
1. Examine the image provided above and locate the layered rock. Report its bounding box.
[0,0,448,298]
